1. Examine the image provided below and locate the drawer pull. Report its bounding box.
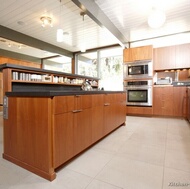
[72,109,82,113]
[104,103,110,106]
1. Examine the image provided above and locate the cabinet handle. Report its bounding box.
[72,109,82,113]
[104,103,110,106]
[75,95,81,97]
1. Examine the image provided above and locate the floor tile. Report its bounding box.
[93,129,133,154]
[128,131,167,147]
[86,179,122,189]
[163,167,190,189]
[165,148,190,173]
[65,148,113,178]
[117,140,165,166]
[96,155,164,189]
[166,133,190,151]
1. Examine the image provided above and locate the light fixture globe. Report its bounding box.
[148,9,166,29]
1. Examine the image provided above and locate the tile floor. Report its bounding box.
[0,115,190,189]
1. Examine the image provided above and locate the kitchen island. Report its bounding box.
[0,64,126,181]
[3,91,126,181]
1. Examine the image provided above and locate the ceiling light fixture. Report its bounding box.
[57,0,64,42]
[80,11,86,52]
[40,16,53,27]
[148,8,166,29]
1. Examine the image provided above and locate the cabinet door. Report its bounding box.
[53,96,74,114]
[154,46,176,70]
[104,94,117,134]
[91,95,104,143]
[123,49,131,62]
[173,87,187,117]
[123,46,152,62]
[188,88,190,121]
[115,93,126,126]
[153,87,163,115]
[175,43,190,69]
[73,109,92,155]
[53,113,74,168]
[131,45,152,61]
[154,87,173,116]
[162,87,173,116]
[74,95,92,110]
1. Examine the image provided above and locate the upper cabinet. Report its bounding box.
[175,43,190,69]
[154,43,190,70]
[123,45,153,62]
[153,46,176,70]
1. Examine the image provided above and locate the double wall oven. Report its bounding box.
[123,61,153,107]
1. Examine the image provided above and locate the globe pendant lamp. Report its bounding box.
[148,9,166,29]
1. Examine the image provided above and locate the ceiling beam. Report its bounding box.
[71,0,129,48]
[0,25,73,58]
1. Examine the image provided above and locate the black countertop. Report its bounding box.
[5,90,125,97]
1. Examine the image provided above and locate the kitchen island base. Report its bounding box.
[3,92,126,181]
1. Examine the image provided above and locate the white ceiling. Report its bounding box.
[0,0,190,59]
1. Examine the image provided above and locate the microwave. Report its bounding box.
[123,61,153,79]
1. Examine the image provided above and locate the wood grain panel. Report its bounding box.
[3,97,55,178]
[53,112,74,168]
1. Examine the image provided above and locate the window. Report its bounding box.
[76,52,98,77]
[75,47,123,91]
[43,56,72,73]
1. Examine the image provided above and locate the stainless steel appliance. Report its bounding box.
[123,61,153,79]
[156,77,172,85]
[124,80,153,106]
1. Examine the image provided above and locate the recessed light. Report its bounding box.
[17,21,26,26]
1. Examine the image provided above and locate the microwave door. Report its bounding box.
[129,65,144,75]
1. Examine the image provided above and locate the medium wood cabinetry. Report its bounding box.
[4,92,126,181]
[153,87,173,116]
[53,95,92,168]
[123,45,153,62]
[173,87,187,117]
[153,46,176,70]
[188,88,190,122]
[154,43,190,70]
[91,94,104,143]
[175,43,190,69]
[127,106,153,115]
[153,86,187,117]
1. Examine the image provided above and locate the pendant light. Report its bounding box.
[80,12,86,52]
[148,8,166,29]
[57,0,63,42]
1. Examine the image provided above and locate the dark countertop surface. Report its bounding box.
[5,90,125,97]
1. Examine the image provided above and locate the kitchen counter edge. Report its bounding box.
[5,90,125,97]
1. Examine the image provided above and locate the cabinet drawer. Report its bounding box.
[104,93,116,103]
[53,96,75,114]
[74,95,92,109]
[92,94,104,107]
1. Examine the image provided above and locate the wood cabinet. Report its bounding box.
[91,94,104,143]
[127,106,153,115]
[153,87,173,116]
[153,86,187,117]
[104,94,117,134]
[173,87,187,117]
[175,43,190,69]
[154,43,190,70]
[123,45,153,62]
[153,46,176,70]
[3,92,126,181]
[188,88,190,122]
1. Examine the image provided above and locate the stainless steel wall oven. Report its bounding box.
[124,80,153,106]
